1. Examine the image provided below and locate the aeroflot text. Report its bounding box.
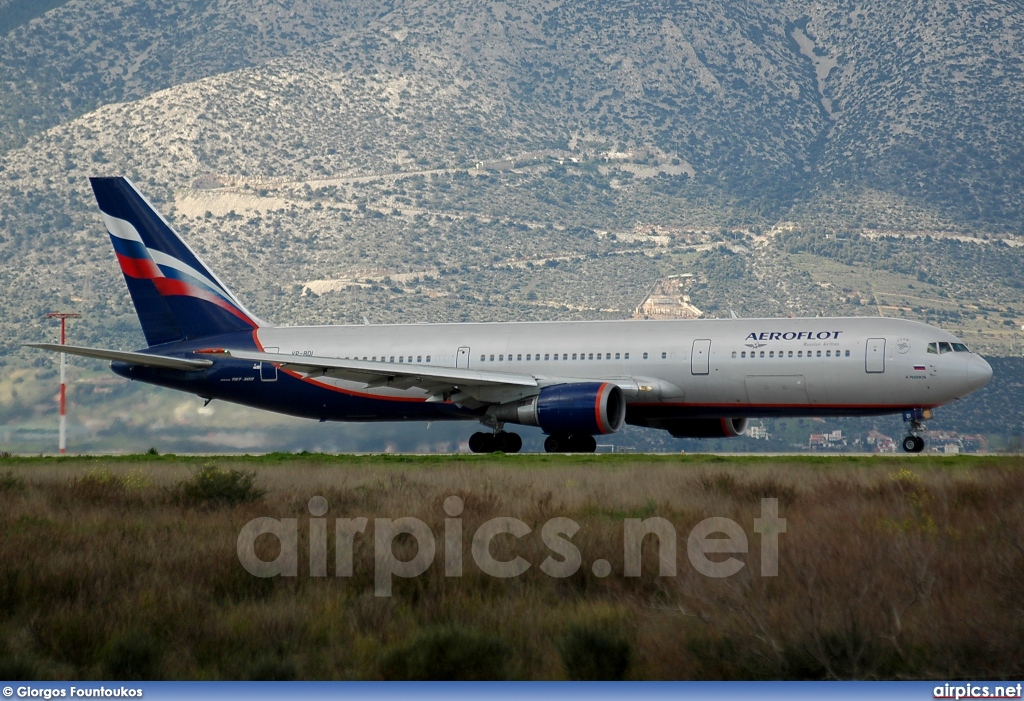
[745,331,843,341]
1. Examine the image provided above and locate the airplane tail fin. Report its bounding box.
[90,177,261,346]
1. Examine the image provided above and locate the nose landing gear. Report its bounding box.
[901,408,932,453]
[902,435,925,453]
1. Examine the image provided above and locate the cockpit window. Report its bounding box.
[951,342,970,353]
[927,342,938,354]
[938,342,953,354]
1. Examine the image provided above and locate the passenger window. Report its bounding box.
[390,356,395,363]
[844,350,850,357]
[517,354,522,361]
[732,351,737,358]
[544,354,550,360]
[939,342,953,354]
[615,353,620,359]
[563,354,568,360]
[572,353,577,360]
[661,352,667,359]
[624,353,630,360]
[490,355,495,361]
[643,352,648,360]
[759,351,765,358]
[788,350,793,357]
[372,356,377,361]
[741,351,746,358]
[927,343,938,354]
[426,355,431,362]
[826,350,831,357]
[417,356,422,363]
[589,353,594,360]
[816,350,821,357]
[553,353,558,361]
[797,351,802,357]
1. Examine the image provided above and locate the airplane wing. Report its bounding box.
[210,348,541,405]
[24,343,214,371]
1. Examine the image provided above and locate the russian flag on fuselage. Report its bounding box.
[91,177,259,346]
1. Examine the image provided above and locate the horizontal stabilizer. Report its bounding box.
[24,343,213,371]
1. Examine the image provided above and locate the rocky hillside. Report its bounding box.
[0,0,1021,450]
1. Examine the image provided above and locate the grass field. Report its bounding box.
[0,453,1022,680]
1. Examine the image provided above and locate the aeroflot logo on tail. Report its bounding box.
[746,331,843,341]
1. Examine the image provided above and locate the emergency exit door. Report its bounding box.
[865,338,886,373]
[456,346,470,369]
[691,339,711,375]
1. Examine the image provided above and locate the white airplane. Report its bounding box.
[28,177,992,453]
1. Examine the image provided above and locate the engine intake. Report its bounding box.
[663,417,749,438]
[489,382,626,435]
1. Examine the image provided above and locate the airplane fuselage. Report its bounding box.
[33,177,992,453]
[114,315,991,425]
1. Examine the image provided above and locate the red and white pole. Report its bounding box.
[59,317,67,454]
[45,312,80,455]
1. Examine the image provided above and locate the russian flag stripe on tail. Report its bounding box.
[90,177,260,346]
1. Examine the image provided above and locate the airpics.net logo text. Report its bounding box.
[236,497,786,597]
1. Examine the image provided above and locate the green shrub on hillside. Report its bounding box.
[380,626,512,680]
[176,464,265,505]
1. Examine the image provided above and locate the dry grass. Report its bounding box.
[0,453,1022,680]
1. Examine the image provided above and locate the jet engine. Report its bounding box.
[489,382,626,435]
[663,417,749,438]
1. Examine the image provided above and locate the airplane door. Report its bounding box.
[691,339,711,375]
[456,346,470,369]
[865,338,886,373]
[260,347,278,381]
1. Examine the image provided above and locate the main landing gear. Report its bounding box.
[468,431,523,454]
[543,433,597,453]
[901,408,932,453]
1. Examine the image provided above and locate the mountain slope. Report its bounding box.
[1,0,1022,452]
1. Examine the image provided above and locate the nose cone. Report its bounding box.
[966,356,993,393]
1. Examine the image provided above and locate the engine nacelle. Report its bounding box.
[489,382,626,435]
[663,417,749,438]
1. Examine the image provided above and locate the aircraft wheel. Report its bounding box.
[469,432,495,453]
[544,434,569,453]
[571,434,597,453]
[902,435,925,453]
[501,432,523,453]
